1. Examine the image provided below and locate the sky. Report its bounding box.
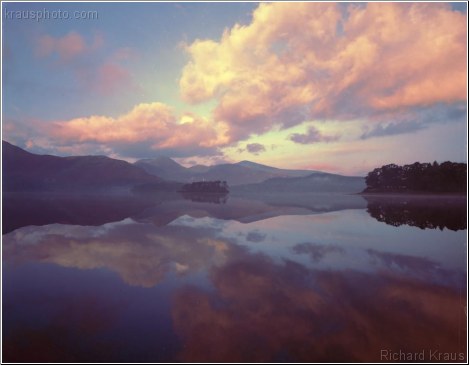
[2,1,467,175]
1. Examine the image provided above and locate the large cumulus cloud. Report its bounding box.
[180,2,466,141]
[50,102,230,157]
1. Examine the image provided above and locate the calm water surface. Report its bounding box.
[2,193,467,362]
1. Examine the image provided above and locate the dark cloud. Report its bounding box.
[246,230,267,243]
[246,143,266,155]
[360,120,426,139]
[110,141,222,159]
[365,247,465,293]
[361,102,467,140]
[289,126,339,144]
[366,249,439,274]
[292,242,344,263]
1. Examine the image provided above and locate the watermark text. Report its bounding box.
[3,7,98,21]
[380,349,465,362]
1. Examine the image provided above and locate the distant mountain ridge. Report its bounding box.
[2,141,365,193]
[236,160,319,177]
[2,141,160,192]
[135,157,322,185]
[232,172,366,194]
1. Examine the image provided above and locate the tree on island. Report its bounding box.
[364,161,466,193]
[180,180,229,194]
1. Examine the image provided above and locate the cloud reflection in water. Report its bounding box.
[2,196,466,362]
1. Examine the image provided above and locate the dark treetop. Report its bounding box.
[364,161,467,194]
[180,180,229,194]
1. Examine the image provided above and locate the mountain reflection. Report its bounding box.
[3,192,367,233]
[2,193,156,234]
[364,195,467,231]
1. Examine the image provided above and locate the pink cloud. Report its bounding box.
[88,47,139,95]
[35,31,136,96]
[94,62,132,95]
[35,31,98,61]
[180,2,466,140]
[111,47,137,62]
[339,3,467,111]
[49,102,230,155]
[35,35,56,58]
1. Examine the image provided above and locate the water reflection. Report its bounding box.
[364,195,467,231]
[2,193,156,234]
[173,255,466,362]
[2,194,467,362]
[5,193,466,235]
[3,192,368,233]
[292,242,344,263]
[3,295,123,362]
[180,191,228,204]
[3,220,230,288]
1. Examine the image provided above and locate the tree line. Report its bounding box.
[364,161,466,193]
[180,180,229,193]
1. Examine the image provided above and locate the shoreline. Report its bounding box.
[359,192,467,199]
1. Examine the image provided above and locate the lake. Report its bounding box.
[2,192,467,362]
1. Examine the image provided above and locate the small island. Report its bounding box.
[179,180,229,194]
[363,161,466,194]
[179,180,229,204]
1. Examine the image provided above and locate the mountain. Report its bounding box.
[187,164,210,173]
[232,172,366,194]
[3,141,365,193]
[134,158,325,185]
[196,163,286,185]
[236,160,317,177]
[2,141,161,192]
[135,156,186,177]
